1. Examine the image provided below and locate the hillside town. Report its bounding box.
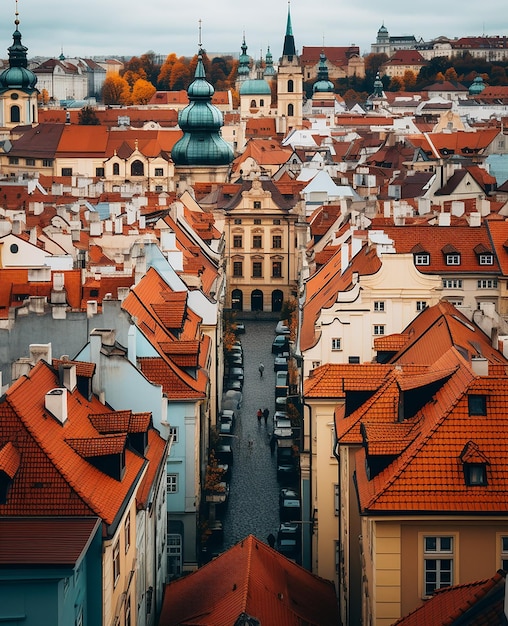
[1,2,508,625]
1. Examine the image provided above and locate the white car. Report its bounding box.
[275,320,290,335]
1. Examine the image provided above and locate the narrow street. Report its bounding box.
[221,320,281,550]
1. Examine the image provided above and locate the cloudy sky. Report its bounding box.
[2,0,507,62]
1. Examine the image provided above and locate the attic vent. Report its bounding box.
[45,388,68,424]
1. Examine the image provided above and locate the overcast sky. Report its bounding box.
[2,0,508,62]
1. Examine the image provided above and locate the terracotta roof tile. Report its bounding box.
[0,442,21,479]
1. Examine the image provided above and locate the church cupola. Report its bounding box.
[313,50,334,94]
[0,2,38,128]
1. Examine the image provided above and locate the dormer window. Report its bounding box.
[479,254,493,265]
[414,253,429,265]
[460,440,489,487]
[446,253,460,265]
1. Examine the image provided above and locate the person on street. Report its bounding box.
[263,407,269,425]
[258,362,264,377]
[257,408,263,424]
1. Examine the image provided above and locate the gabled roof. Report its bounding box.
[159,534,339,626]
[393,570,506,626]
[231,138,293,172]
[0,360,155,526]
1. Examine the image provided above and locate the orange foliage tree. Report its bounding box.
[102,73,131,105]
[131,78,156,105]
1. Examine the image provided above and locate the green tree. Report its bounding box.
[78,106,100,125]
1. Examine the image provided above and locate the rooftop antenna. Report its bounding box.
[198,18,203,51]
[15,0,19,27]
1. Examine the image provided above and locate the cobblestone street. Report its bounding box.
[222,320,281,550]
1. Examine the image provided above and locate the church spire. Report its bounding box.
[282,1,296,58]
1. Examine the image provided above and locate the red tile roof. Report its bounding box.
[159,535,339,626]
[393,570,506,626]
[0,517,101,566]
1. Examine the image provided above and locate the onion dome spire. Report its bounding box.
[0,1,37,93]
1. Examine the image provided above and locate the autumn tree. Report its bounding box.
[158,52,178,89]
[444,67,458,82]
[38,88,50,105]
[102,73,131,105]
[170,60,191,90]
[139,51,160,85]
[435,71,445,82]
[403,70,417,91]
[123,68,147,88]
[388,76,404,91]
[131,78,156,105]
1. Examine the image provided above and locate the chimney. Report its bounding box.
[29,343,52,364]
[59,362,77,392]
[45,388,68,424]
[471,356,488,376]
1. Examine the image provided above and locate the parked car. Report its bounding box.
[274,355,288,371]
[273,416,292,439]
[275,370,289,398]
[234,322,246,334]
[219,419,233,435]
[275,395,288,412]
[276,440,298,483]
[275,320,290,335]
[276,522,301,562]
[219,409,236,425]
[229,367,244,382]
[226,379,242,392]
[223,390,243,410]
[279,488,301,522]
[216,443,233,466]
[272,334,289,354]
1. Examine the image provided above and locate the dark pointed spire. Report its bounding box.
[282,1,296,58]
[8,1,29,70]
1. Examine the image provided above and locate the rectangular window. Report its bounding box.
[61,167,73,176]
[272,235,282,249]
[374,301,385,312]
[8,156,19,165]
[348,356,360,364]
[113,540,120,587]
[234,218,242,225]
[477,279,498,289]
[167,533,183,578]
[373,325,385,336]
[442,279,463,289]
[43,159,53,167]
[272,261,282,278]
[253,201,261,209]
[479,254,493,265]
[167,473,178,493]
[233,261,243,277]
[312,361,321,369]
[253,235,262,248]
[124,512,131,553]
[233,235,243,248]
[168,426,178,443]
[467,464,487,485]
[468,395,486,416]
[334,484,339,516]
[95,167,105,177]
[415,254,429,265]
[446,254,460,265]
[253,261,263,277]
[155,185,163,191]
[416,301,427,311]
[154,167,164,176]
[331,338,342,351]
[423,536,453,596]
[501,536,508,570]
[254,218,261,224]
[273,219,281,225]
[25,158,35,166]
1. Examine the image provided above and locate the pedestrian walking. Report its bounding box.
[258,362,264,377]
[257,408,263,424]
[263,407,269,425]
[270,432,276,456]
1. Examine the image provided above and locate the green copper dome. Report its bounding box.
[0,17,37,94]
[239,78,271,96]
[171,48,233,166]
[238,36,251,77]
[313,51,334,93]
[263,46,276,77]
[469,75,486,95]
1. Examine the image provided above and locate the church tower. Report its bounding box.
[0,2,38,129]
[276,2,303,132]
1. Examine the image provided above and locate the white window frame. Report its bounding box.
[168,426,178,443]
[374,301,385,312]
[113,539,120,587]
[167,533,183,577]
[421,535,454,597]
[477,279,498,289]
[479,254,493,265]
[499,534,508,571]
[167,473,178,493]
[442,278,463,289]
[373,325,385,336]
[416,301,427,311]
[331,338,342,351]
[414,254,429,265]
[124,512,131,554]
[446,254,460,265]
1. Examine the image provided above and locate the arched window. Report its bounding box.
[288,79,294,93]
[113,163,120,175]
[231,289,243,311]
[130,160,144,176]
[272,290,283,312]
[250,99,256,108]
[10,105,20,123]
[288,103,294,116]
